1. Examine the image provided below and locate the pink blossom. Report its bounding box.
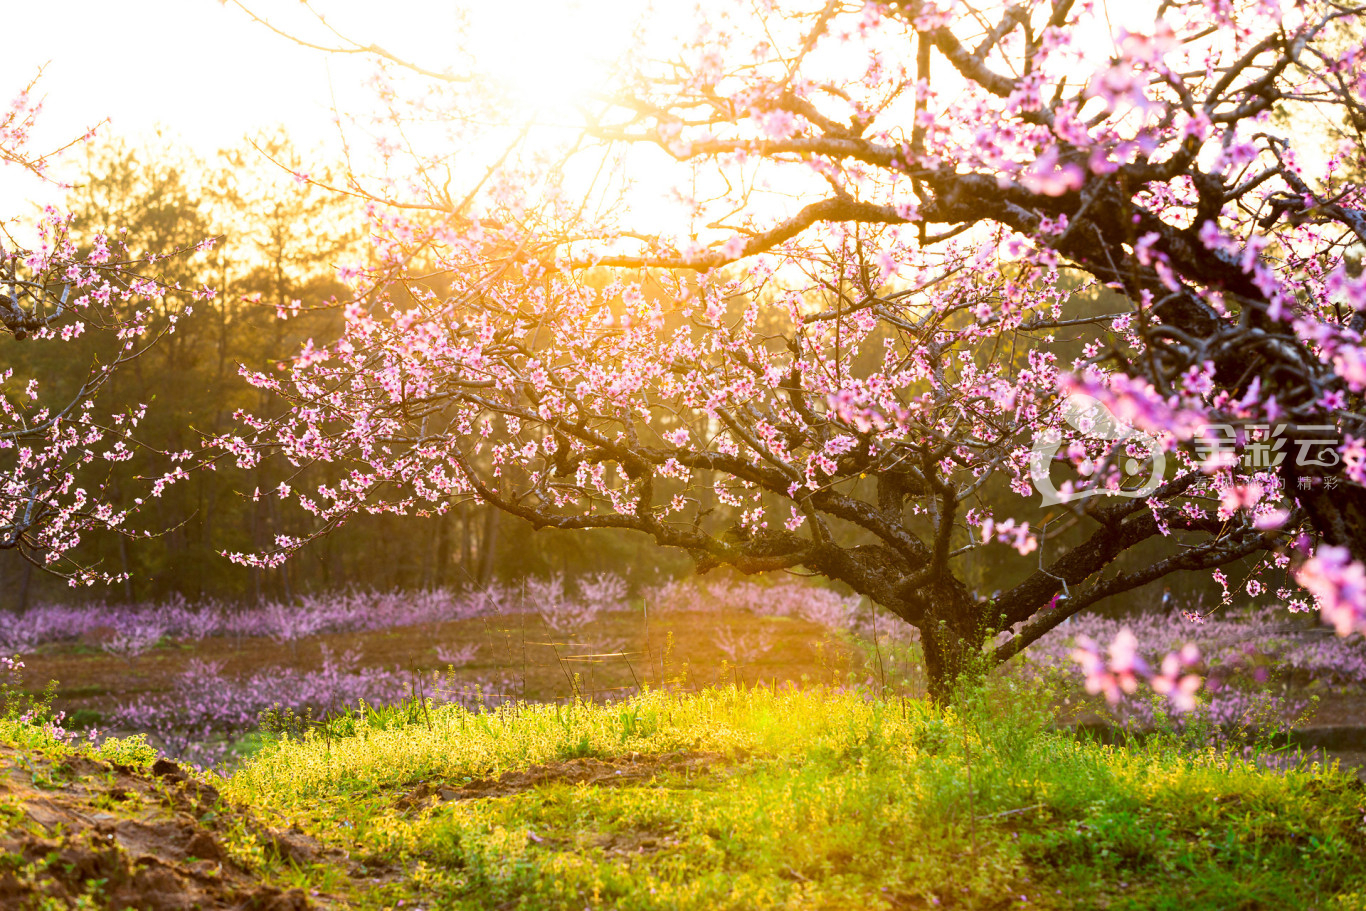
[1019,147,1085,196]
[1296,546,1366,637]
[1333,345,1366,392]
[1070,629,1202,711]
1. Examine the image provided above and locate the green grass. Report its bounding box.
[0,717,159,771]
[222,679,1366,910]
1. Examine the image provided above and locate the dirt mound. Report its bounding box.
[0,745,321,910]
[396,750,727,810]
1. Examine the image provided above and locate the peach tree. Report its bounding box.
[0,79,206,584]
[230,0,1366,699]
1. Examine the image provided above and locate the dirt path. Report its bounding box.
[0,745,341,909]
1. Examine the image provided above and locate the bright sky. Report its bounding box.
[2,2,323,211]
[1,0,1207,251]
[0,0,643,215]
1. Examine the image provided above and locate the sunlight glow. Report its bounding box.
[465,1,640,114]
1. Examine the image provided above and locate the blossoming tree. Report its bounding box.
[0,80,204,584]
[232,0,1366,698]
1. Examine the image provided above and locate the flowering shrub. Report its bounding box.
[1,655,31,717]
[713,623,776,665]
[0,585,536,654]
[527,573,628,639]
[99,615,167,664]
[256,599,326,651]
[14,575,1361,763]
[648,577,868,665]
[1015,603,1364,730]
[649,577,863,628]
[0,654,95,748]
[1028,605,1366,687]
[435,642,479,667]
[109,647,411,767]
[577,573,629,614]
[2,577,634,765]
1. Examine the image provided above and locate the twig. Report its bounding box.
[871,603,887,698]
[974,803,1045,822]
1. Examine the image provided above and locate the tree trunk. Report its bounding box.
[476,507,500,587]
[913,578,987,704]
[15,559,33,614]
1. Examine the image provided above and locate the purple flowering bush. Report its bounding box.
[650,577,1360,737]
[527,572,629,643]
[5,577,635,766]
[0,580,641,656]
[712,624,776,664]
[99,615,168,665]
[109,646,412,767]
[434,642,480,668]
[105,650,520,768]
[1010,604,1366,731]
[648,576,863,627]
[8,573,1357,765]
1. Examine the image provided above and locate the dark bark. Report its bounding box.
[476,506,500,587]
[912,576,986,703]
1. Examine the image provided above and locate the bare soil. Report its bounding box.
[394,750,731,811]
[0,744,330,909]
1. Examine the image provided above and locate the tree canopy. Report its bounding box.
[220,0,1366,696]
[7,0,1366,699]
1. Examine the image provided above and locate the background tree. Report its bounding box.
[5,126,669,607]
[30,133,359,602]
[0,79,206,593]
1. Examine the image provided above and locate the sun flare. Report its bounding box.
[463,0,642,115]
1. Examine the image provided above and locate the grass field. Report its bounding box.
[4,587,1366,909]
[5,677,1366,908]
[212,678,1366,910]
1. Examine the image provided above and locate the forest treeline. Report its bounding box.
[0,133,691,609]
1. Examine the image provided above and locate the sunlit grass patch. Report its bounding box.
[221,682,1366,910]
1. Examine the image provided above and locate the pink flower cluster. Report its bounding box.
[977,517,1039,556]
[1018,602,1366,732]
[0,84,201,583]
[1296,546,1366,638]
[1070,629,1202,712]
